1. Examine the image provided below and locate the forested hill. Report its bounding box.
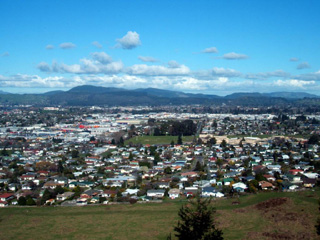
[1,85,320,107]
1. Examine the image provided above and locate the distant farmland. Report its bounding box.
[0,190,319,240]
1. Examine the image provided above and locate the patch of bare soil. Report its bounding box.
[247,231,313,240]
[246,197,317,239]
[255,198,308,224]
[255,197,288,212]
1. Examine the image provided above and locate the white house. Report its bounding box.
[168,189,180,199]
[232,182,248,192]
[147,190,165,198]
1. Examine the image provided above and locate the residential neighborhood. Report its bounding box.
[0,106,320,207]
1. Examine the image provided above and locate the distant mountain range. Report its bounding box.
[0,85,320,107]
[0,90,11,95]
[225,92,319,99]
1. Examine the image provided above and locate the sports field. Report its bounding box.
[124,135,195,145]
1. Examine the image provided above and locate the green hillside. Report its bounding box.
[0,190,319,240]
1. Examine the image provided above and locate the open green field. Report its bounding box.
[125,135,194,145]
[1,190,320,240]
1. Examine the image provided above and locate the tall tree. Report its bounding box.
[220,139,227,148]
[57,160,64,173]
[118,136,124,146]
[174,196,223,240]
[208,137,216,146]
[154,127,161,136]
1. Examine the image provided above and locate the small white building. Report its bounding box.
[147,190,165,198]
[168,189,180,199]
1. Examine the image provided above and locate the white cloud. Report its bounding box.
[53,61,82,73]
[211,67,242,78]
[46,45,54,50]
[38,59,123,74]
[274,79,316,88]
[172,77,254,92]
[59,42,76,49]
[297,62,311,70]
[91,52,112,64]
[207,78,254,89]
[196,67,241,79]
[92,41,103,49]
[126,62,190,76]
[222,52,248,60]
[138,56,158,62]
[174,77,208,90]
[38,51,123,74]
[37,62,52,72]
[294,70,320,81]
[0,74,67,88]
[246,70,290,80]
[168,60,181,68]
[202,47,218,53]
[116,31,141,49]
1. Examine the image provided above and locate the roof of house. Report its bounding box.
[181,171,198,176]
[147,189,165,194]
[0,193,14,198]
[259,181,273,188]
[168,189,180,194]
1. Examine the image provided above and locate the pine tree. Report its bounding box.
[119,136,124,146]
[57,160,64,173]
[174,196,223,240]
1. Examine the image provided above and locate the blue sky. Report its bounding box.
[0,0,319,95]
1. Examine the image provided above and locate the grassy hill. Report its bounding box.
[0,190,319,239]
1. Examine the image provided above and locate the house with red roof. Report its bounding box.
[0,193,15,202]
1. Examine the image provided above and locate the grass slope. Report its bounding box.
[0,190,319,240]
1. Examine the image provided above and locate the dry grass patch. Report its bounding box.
[245,197,318,240]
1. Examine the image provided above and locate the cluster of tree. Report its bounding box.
[154,120,196,136]
[194,162,205,172]
[18,195,36,205]
[308,134,320,145]
[40,187,65,205]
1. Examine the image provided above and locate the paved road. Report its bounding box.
[193,120,203,143]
